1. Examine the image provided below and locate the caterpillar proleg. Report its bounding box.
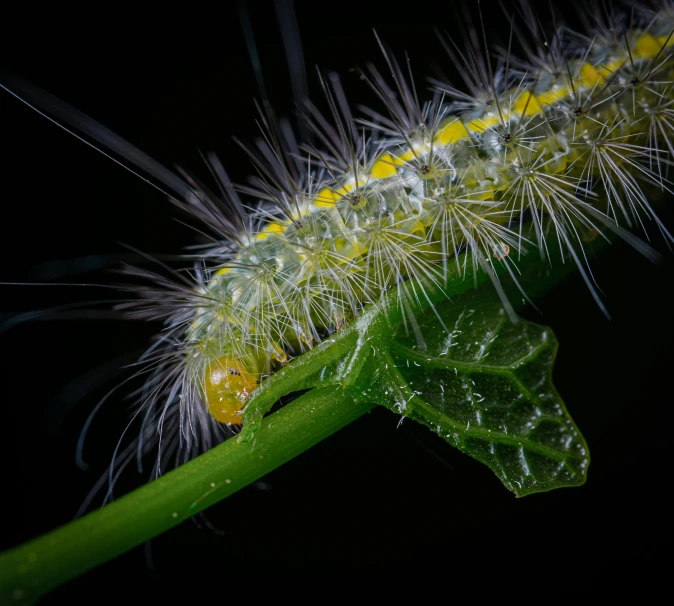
[1,0,674,598]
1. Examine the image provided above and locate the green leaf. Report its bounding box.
[372,289,590,496]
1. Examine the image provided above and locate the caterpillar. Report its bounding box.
[2,0,674,596]
[100,0,674,459]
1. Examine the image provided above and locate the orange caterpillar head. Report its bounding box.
[203,357,257,424]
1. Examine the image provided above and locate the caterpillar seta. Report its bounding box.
[2,0,674,595]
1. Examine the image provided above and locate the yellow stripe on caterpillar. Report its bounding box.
[511,91,544,116]
[434,119,470,145]
[370,153,399,179]
[636,33,665,58]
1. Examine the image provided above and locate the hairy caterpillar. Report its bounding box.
[2,0,674,597]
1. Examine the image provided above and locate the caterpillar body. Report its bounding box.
[131,3,674,464]
[2,0,674,510]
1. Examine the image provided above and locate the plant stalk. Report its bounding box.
[0,387,374,604]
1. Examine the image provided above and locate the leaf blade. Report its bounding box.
[368,293,590,496]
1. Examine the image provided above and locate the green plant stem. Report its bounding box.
[0,387,374,603]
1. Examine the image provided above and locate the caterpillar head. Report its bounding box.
[203,356,257,424]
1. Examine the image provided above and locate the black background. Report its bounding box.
[1,0,672,599]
